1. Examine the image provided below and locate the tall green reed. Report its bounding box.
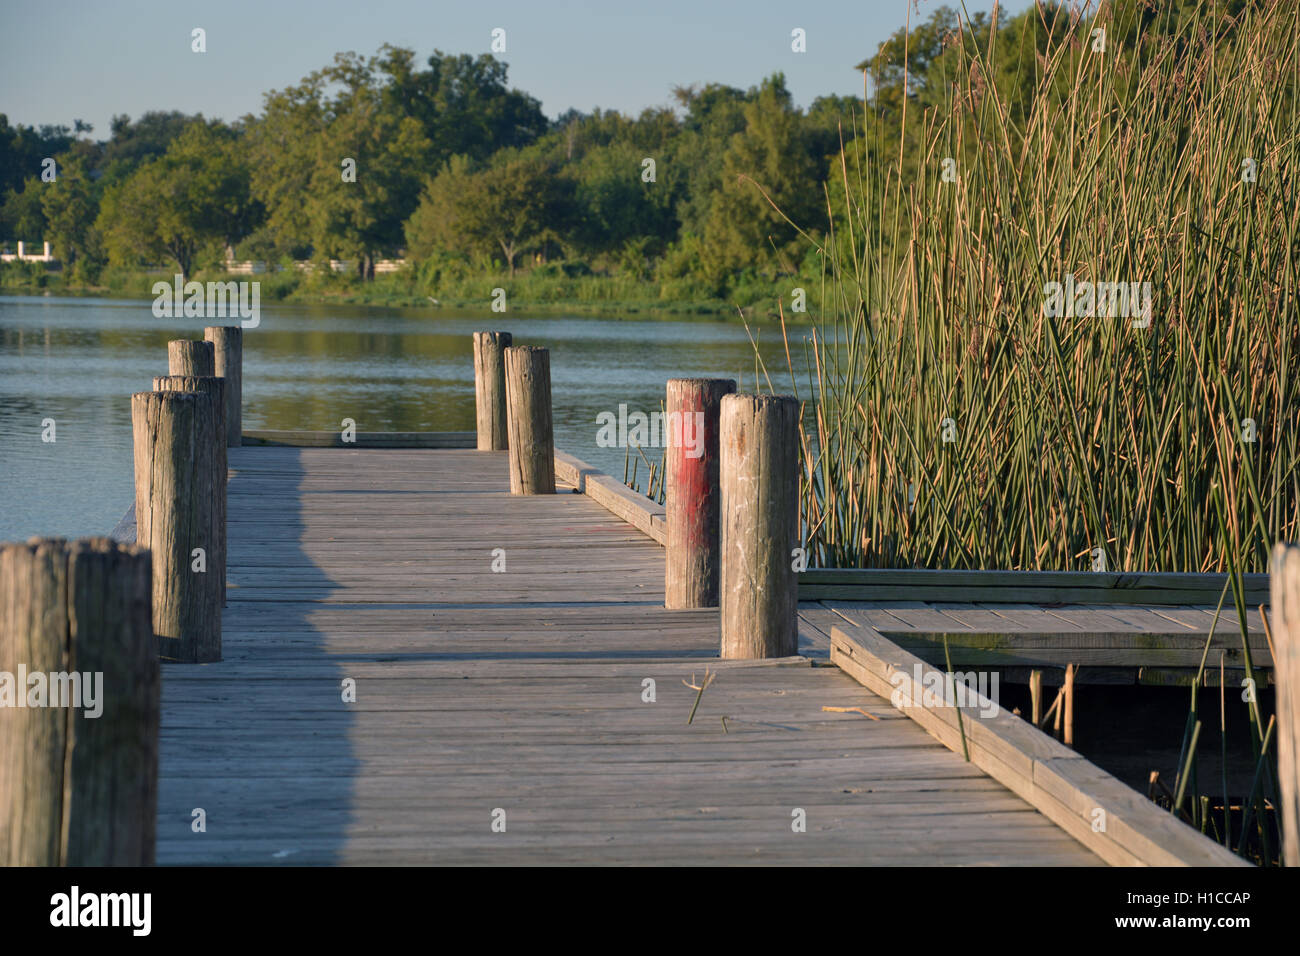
[759,0,1299,864]
[788,0,1299,575]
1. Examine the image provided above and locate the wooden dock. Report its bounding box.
[5,331,1286,870]
[4,336,1285,869]
[153,445,1111,865]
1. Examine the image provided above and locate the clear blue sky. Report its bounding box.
[1,0,1026,136]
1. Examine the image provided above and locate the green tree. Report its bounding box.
[666,84,751,240]
[0,115,75,198]
[100,111,202,186]
[468,156,569,277]
[1,177,46,244]
[409,153,567,277]
[379,47,548,167]
[97,122,258,278]
[570,140,676,257]
[248,51,430,275]
[404,154,475,260]
[0,115,85,242]
[702,74,824,279]
[40,151,102,270]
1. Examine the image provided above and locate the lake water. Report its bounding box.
[0,295,809,543]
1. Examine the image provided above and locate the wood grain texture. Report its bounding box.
[473,331,512,451]
[167,339,214,377]
[552,450,597,493]
[823,600,1269,671]
[154,375,227,608]
[241,430,475,448]
[829,621,1248,867]
[720,394,800,659]
[0,539,66,864]
[132,390,222,663]
[1271,542,1300,867]
[204,326,243,447]
[554,450,665,544]
[63,538,159,865]
[799,568,1269,606]
[586,474,665,543]
[0,538,157,865]
[504,346,555,495]
[665,378,735,609]
[149,446,1101,866]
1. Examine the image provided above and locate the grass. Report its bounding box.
[0,259,828,321]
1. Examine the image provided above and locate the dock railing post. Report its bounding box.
[665,378,735,608]
[473,331,512,450]
[1270,542,1300,866]
[167,339,215,377]
[204,326,243,447]
[132,389,223,662]
[0,537,159,865]
[719,394,800,658]
[154,375,227,607]
[504,346,555,495]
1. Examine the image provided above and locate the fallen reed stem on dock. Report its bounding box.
[683,669,716,725]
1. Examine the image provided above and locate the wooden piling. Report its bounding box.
[665,378,735,609]
[168,339,215,377]
[503,346,555,495]
[154,375,227,607]
[473,331,512,451]
[0,537,158,865]
[204,326,243,447]
[719,394,800,659]
[1270,542,1300,866]
[132,390,222,662]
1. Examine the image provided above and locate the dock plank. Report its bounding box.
[822,599,1270,671]
[155,447,1101,866]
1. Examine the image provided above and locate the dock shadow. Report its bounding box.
[155,446,357,865]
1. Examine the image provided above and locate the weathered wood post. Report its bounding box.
[132,390,223,662]
[204,326,243,447]
[168,339,215,377]
[719,394,800,658]
[474,331,512,451]
[504,346,555,495]
[154,375,227,607]
[0,537,159,865]
[665,378,736,608]
[1270,543,1300,866]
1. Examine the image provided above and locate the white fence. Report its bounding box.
[1,241,55,263]
[0,243,405,274]
[225,258,406,275]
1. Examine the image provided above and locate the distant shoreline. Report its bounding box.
[0,272,820,323]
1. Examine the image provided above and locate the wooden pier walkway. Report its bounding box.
[154,446,1103,865]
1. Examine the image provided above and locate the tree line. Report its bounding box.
[1,45,857,298]
[1,1,1238,302]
